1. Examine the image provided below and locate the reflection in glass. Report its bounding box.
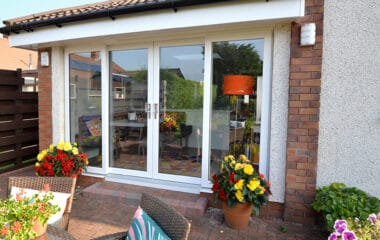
[209,39,264,179]
[109,49,148,171]
[159,45,204,177]
[69,52,102,167]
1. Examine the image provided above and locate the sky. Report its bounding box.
[1,0,101,26]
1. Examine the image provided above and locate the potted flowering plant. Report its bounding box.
[35,141,89,178]
[0,185,60,239]
[211,154,271,229]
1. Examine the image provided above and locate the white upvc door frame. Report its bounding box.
[64,45,108,175]
[200,29,273,191]
[106,43,155,178]
[152,38,204,185]
[64,27,273,190]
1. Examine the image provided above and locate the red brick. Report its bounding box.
[290,72,312,79]
[300,79,321,86]
[300,94,320,101]
[299,121,319,129]
[288,128,309,136]
[287,142,308,148]
[299,108,319,115]
[291,58,313,65]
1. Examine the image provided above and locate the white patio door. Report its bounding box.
[151,43,204,183]
[109,42,204,184]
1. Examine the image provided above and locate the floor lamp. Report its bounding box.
[223,75,255,155]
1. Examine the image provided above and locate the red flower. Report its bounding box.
[229,172,235,183]
[260,173,265,179]
[212,182,220,193]
[219,189,227,201]
[212,174,218,181]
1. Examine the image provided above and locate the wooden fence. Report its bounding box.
[0,69,39,173]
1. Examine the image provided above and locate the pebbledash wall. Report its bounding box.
[317,0,379,198]
[35,0,327,224]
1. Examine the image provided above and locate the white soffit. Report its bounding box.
[9,0,304,48]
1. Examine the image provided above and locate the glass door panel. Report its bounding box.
[69,52,102,167]
[209,39,264,178]
[109,49,148,171]
[158,45,204,177]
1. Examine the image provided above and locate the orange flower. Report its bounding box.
[260,173,265,179]
[43,183,50,193]
[1,226,9,236]
[11,221,21,233]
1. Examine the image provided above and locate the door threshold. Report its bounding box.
[105,174,201,194]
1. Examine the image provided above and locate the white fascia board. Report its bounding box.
[9,0,304,48]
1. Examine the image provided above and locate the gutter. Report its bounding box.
[0,0,234,35]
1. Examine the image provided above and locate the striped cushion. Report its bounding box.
[126,206,171,240]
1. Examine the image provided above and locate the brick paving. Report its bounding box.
[0,166,327,239]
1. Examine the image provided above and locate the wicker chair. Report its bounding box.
[93,193,191,240]
[7,176,77,231]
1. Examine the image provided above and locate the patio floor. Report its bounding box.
[0,166,326,240]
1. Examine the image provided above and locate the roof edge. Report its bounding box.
[0,0,234,35]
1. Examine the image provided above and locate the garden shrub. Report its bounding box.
[312,182,380,232]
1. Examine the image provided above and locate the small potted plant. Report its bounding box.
[35,141,89,178]
[0,185,60,239]
[211,154,271,230]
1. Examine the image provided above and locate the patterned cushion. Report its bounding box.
[126,206,171,240]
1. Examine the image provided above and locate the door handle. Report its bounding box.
[145,103,151,119]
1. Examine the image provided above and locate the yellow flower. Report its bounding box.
[258,186,265,195]
[221,162,224,171]
[49,144,54,152]
[234,163,243,171]
[57,141,65,150]
[243,164,254,175]
[229,160,236,168]
[227,155,235,162]
[37,153,43,161]
[247,179,260,191]
[234,179,244,190]
[235,190,244,202]
[239,154,247,161]
[63,142,72,151]
[72,147,79,155]
[35,162,40,167]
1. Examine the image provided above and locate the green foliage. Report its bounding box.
[160,70,203,109]
[0,191,60,239]
[312,182,380,232]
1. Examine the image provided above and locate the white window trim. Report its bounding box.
[64,28,273,191]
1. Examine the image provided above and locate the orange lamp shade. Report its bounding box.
[223,75,255,95]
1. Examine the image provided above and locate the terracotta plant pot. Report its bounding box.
[31,219,47,239]
[222,201,253,230]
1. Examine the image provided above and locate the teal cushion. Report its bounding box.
[126,206,171,240]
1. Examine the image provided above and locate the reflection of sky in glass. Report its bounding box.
[109,39,263,80]
[160,45,204,82]
[111,49,148,71]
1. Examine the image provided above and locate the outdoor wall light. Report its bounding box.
[40,51,50,66]
[300,22,316,46]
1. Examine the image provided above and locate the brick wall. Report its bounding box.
[37,48,53,150]
[284,0,324,224]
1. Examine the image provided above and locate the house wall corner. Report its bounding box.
[284,0,324,224]
[37,48,53,150]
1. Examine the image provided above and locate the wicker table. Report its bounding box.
[35,225,76,240]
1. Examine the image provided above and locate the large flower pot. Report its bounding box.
[222,201,253,230]
[32,219,47,239]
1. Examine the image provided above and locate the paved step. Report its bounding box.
[82,181,208,219]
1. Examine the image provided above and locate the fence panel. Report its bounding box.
[0,69,39,173]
